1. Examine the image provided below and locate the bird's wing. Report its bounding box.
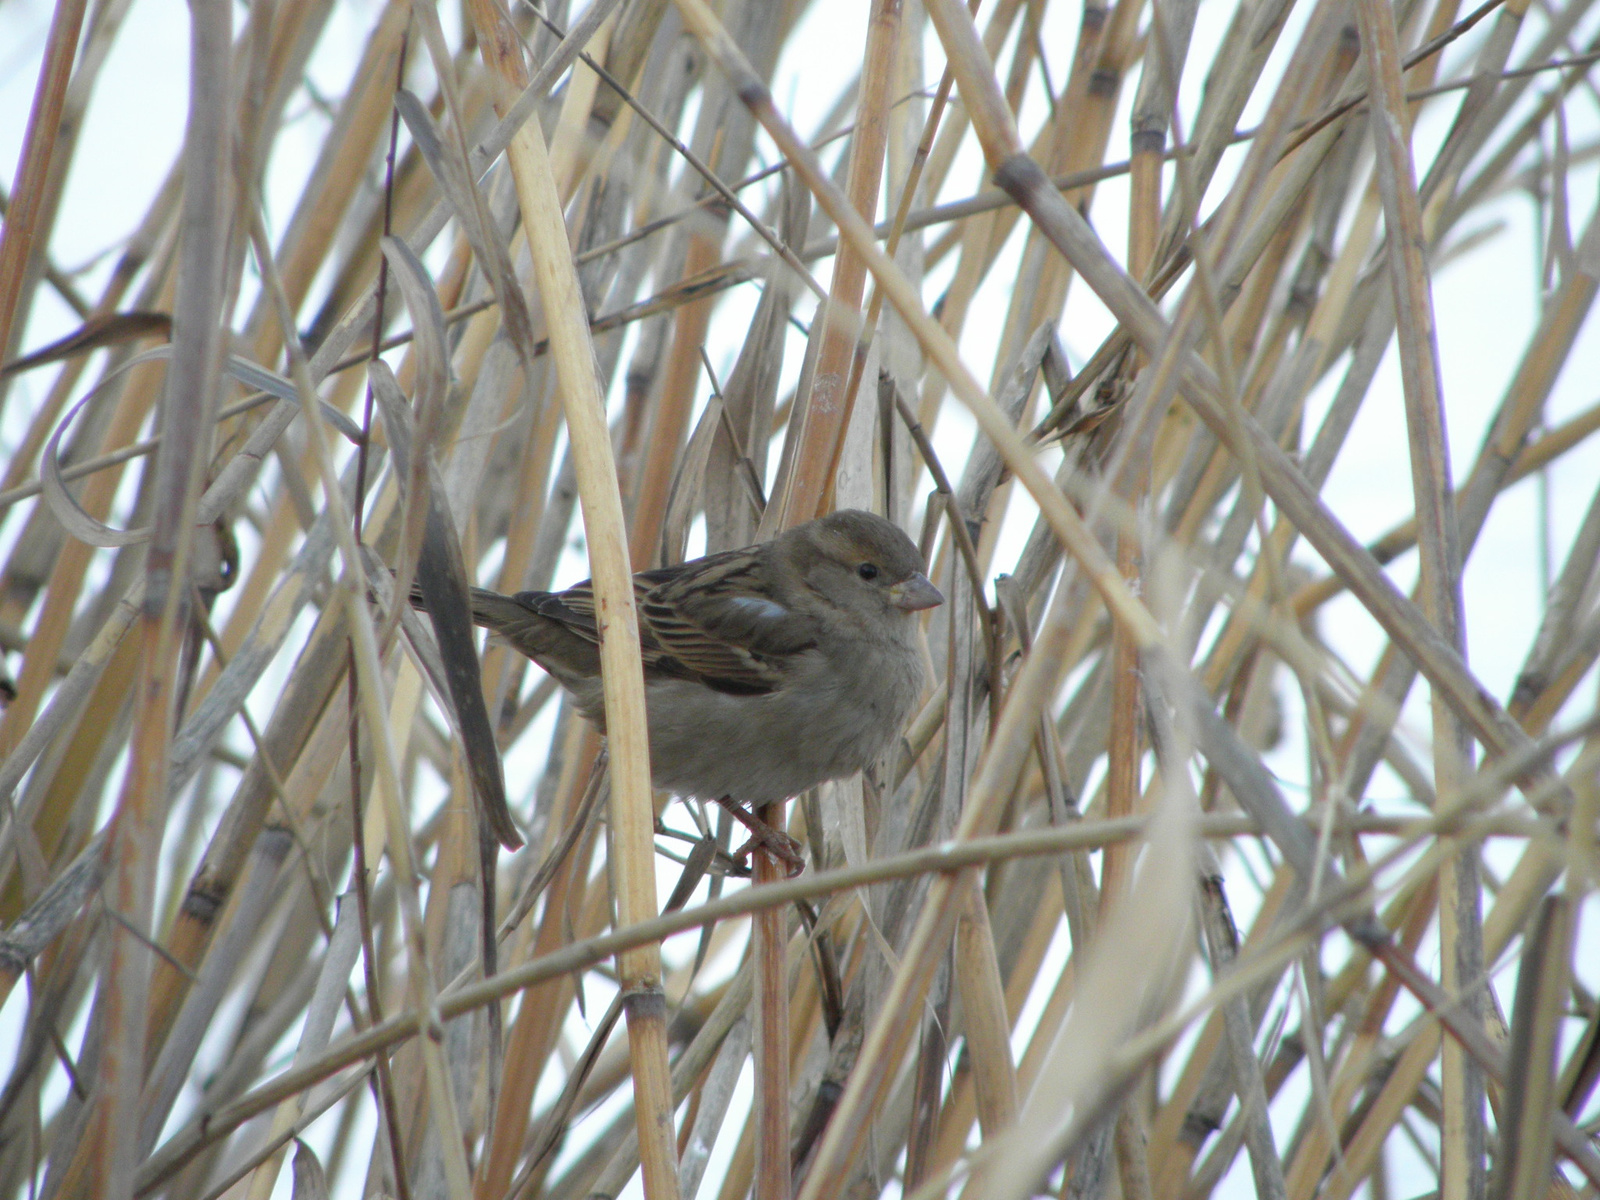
[642,550,817,695]
[531,552,814,696]
[514,571,680,675]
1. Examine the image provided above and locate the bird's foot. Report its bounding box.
[716,797,805,877]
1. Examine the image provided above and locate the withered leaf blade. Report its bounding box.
[290,1140,329,1200]
[415,464,524,850]
[370,358,522,852]
[0,310,170,376]
[393,88,539,370]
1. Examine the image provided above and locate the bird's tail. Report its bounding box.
[465,588,603,682]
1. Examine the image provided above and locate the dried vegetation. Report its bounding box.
[2,0,1600,1198]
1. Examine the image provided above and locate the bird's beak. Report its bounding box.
[890,572,944,611]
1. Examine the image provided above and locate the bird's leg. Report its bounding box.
[715,796,805,877]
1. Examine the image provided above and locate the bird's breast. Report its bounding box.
[639,637,924,804]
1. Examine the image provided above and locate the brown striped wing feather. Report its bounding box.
[526,550,815,696]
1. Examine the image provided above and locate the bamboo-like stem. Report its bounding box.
[460,3,677,1196]
[751,808,791,1200]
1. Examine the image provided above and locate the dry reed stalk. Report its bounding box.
[461,4,676,1197]
[79,8,230,1199]
[1353,0,1487,1195]
[0,0,87,385]
[750,830,790,1200]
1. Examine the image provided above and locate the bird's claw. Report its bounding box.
[716,798,806,877]
[732,828,806,877]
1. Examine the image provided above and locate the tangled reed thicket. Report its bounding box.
[2,0,1600,1198]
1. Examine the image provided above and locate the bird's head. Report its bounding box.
[782,509,944,628]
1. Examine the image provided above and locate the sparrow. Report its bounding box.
[449,510,943,867]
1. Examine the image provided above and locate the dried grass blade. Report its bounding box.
[0,311,171,377]
[680,1015,753,1199]
[522,990,629,1188]
[1196,860,1286,1200]
[659,394,725,567]
[391,85,538,368]
[36,349,357,548]
[136,828,293,1159]
[290,1140,331,1200]
[368,355,520,853]
[165,467,346,801]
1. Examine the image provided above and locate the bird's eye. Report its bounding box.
[857,562,880,580]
